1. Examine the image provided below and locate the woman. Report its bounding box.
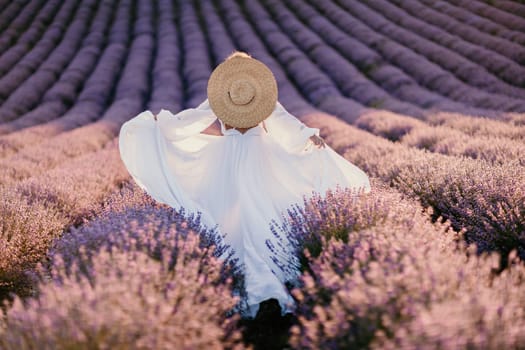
[118,52,371,318]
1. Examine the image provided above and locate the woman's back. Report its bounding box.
[119,51,370,319]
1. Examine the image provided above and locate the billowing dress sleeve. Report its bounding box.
[263,101,320,153]
[155,99,217,141]
[118,99,219,229]
[263,101,371,195]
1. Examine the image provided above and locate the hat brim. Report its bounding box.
[207,56,278,129]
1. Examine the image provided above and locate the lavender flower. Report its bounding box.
[284,185,525,349]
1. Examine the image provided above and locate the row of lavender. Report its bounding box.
[0,0,62,79]
[0,0,520,300]
[0,2,523,134]
[211,4,525,342]
[1,0,519,304]
[304,0,525,115]
[1,0,523,171]
[0,0,143,296]
[5,174,525,349]
[0,0,81,111]
[2,0,520,165]
[438,0,525,32]
[0,0,145,186]
[229,0,524,265]
[0,0,118,134]
[0,1,45,54]
[1,0,525,348]
[0,2,245,347]
[0,0,208,302]
[0,0,127,145]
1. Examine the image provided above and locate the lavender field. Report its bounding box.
[1,0,525,348]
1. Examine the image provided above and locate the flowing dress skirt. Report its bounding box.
[119,102,371,318]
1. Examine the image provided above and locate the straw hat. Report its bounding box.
[207,53,278,128]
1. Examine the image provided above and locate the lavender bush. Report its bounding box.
[50,181,245,297]
[0,0,78,106]
[0,0,45,53]
[282,0,463,116]
[362,0,525,87]
[355,110,426,141]
[427,112,525,139]
[0,0,62,76]
[490,0,525,18]
[0,143,129,298]
[303,113,525,263]
[270,183,525,349]
[354,110,525,165]
[148,0,183,114]
[267,184,390,277]
[263,0,424,118]
[398,0,525,55]
[1,239,244,349]
[0,0,99,123]
[1,182,247,348]
[311,0,525,113]
[0,1,116,134]
[178,0,213,108]
[0,1,27,35]
[336,0,525,98]
[0,0,151,185]
[400,124,525,166]
[445,0,525,32]
[1,0,525,348]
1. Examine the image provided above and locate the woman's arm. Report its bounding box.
[309,134,326,148]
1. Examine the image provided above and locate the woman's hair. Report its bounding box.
[226,51,251,60]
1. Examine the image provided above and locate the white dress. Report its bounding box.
[118,99,371,318]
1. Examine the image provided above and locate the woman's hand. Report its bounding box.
[309,134,326,148]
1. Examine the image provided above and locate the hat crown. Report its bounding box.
[229,79,255,106]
